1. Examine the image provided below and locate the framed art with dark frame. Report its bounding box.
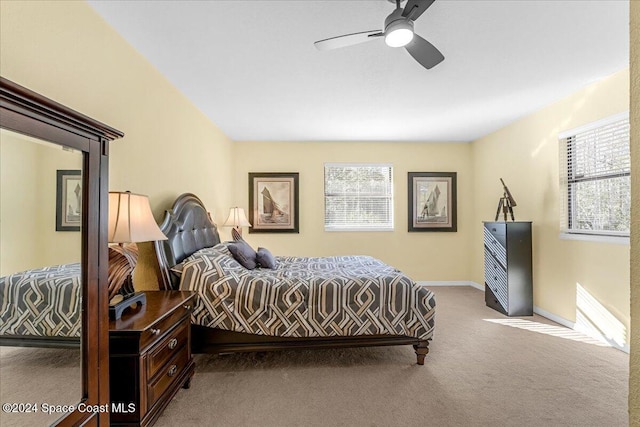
[56,169,82,231]
[249,172,299,233]
[408,172,457,232]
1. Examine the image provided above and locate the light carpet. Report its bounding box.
[0,287,629,426]
[157,287,628,427]
[0,346,81,426]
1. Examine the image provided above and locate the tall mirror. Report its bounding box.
[0,77,122,426]
[0,129,83,426]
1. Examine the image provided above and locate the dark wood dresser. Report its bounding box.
[109,291,196,427]
[483,221,533,316]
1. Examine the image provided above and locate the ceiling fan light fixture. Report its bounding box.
[385,28,414,47]
[384,18,414,48]
[314,0,444,70]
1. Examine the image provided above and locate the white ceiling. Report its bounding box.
[87,0,629,142]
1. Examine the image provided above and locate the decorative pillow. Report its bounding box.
[227,239,257,270]
[256,247,277,269]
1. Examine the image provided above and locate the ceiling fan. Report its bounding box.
[314,0,444,70]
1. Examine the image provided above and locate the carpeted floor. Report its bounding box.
[156,287,628,427]
[0,287,629,426]
[0,346,81,426]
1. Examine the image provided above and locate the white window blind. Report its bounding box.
[324,163,394,231]
[559,113,630,236]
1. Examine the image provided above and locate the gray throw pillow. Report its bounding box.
[227,240,257,270]
[256,247,277,269]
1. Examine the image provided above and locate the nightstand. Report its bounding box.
[109,291,196,427]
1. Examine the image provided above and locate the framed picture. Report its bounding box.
[249,172,299,233]
[56,169,82,231]
[408,172,457,232]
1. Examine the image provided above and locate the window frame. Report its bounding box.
[558,111,630,241]
[323,162,394,232]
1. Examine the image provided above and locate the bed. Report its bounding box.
[154,193,435,364]
[0,263,81,348]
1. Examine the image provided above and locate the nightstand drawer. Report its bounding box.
[141,300,193,350]
[147,345,190,409]
[147,320,189,380]
[110,291,195,427]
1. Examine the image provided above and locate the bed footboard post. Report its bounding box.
[413,341,430,365]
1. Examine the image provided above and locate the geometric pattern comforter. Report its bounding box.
[0,263,81,338]
[178,244,435,340]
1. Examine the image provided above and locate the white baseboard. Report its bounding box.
[417,281,630,354]
[417,281,483,291]
[533,306,630,354]
[533,306,575,329]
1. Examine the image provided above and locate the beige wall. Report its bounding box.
[0,1,235,289]
[629,1,639,423]
[233,141,473,281]
[471,69,630,346]
[0,130,82,275]
[37,140,84,269]
[1,131,43,275]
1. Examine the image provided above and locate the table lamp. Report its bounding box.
[108,191,167,319]
[223,207,252,238]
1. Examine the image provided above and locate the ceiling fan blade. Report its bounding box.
[405,34,444,69]
[402,0,435,21]
[314,30,383,51]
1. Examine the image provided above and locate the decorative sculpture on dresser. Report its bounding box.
[495,178,517,221]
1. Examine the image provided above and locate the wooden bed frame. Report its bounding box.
[154,193,430,364]
[0,335,79,348]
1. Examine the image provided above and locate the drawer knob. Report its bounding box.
[151,328,161,335]
[167,364,178,377]
[168,338,178,350]
[183,304,191,310]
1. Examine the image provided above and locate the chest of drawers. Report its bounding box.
[483,222,533,316]
[109,291,196,426]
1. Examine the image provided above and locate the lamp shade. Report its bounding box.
[223,207,252,228]
[108,191,167,243]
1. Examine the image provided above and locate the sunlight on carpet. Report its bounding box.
[483,318,611,346]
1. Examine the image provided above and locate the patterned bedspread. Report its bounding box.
[0,263,81,338]
[178,245,435,340]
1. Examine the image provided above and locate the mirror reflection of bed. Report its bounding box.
[0,129,82,426]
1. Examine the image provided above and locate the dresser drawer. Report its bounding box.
[484,227,507,268]
[147,345,190,410]
[147,320,189,380]
[141,301,193,350]
[485,222,506,242]
[484,248,508,310]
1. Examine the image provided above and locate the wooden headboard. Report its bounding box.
[154,193,221,290]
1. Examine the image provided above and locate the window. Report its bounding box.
[559,112,630,237]
[324,163,393,231]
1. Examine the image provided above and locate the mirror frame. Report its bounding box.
[0,77,123,426]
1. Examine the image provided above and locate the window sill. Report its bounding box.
[559,232,629,245]
[325,227,394,232]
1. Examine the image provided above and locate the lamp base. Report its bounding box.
[109,291,147,320]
